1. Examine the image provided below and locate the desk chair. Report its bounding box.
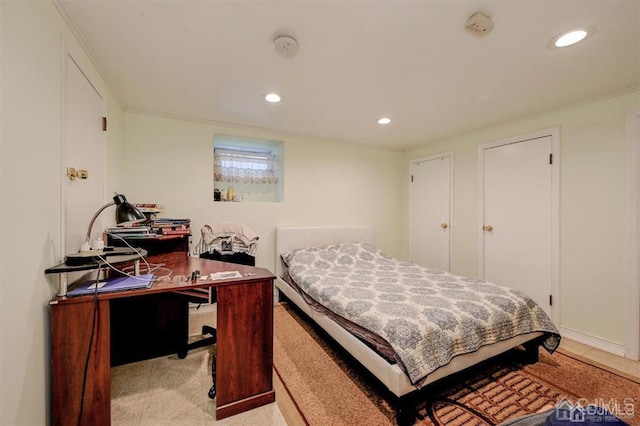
[177,287,217,358]
[179,251,256,356]
[181,250,256,399]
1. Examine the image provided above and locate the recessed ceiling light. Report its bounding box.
[548,26,595,49]
[265,93,281,103]
[377,117,392,125]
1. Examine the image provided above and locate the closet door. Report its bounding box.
[62,50,106,255]
[481,135,555,317]
[409,153,452,271]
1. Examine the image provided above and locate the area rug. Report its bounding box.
[273,303,639,426]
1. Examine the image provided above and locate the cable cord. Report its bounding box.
[98,232,154,279]
[76,233,170,424]
[119,262,173,281]
[77,268,101,426]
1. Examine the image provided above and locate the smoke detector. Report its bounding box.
[274,35,298,58]
[465,11,494,38]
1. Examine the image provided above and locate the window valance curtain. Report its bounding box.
[214,149,279,184]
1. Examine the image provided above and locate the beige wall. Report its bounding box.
[403,90,640,347]
[0,2,125,424]
[121,112,406,271]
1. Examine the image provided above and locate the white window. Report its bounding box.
[213,135,283,202]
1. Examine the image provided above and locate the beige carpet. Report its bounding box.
[273,303,639,426]
[273,304,391,425]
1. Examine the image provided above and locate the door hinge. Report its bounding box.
[410,175,414,183]
[102,117,107,132]
[549,153,553,165]
[549,294,553,306]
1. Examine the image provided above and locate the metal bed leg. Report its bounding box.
[521,340,541,364]
[396,396,417,426]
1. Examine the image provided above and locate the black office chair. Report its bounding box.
[176,284,218,399]
[179,250,256,399]
[201,250,256,266]
[180,251,256,354]
[177,288,217,357]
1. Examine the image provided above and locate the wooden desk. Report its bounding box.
[49,253,275,425]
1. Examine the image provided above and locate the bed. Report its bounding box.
[275,226,560,423]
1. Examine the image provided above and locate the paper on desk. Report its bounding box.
[87,281,108,290]
[68,274,155,296]
[205,271,242,280]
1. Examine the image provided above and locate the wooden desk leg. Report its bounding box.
[215,280,275,419]
[51,299,111,426]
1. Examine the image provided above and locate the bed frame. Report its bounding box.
[275,226,542,423]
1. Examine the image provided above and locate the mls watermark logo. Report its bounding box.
[554,398,633,424]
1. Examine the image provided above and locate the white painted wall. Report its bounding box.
[121,112,406,270]
[0,2,124,424]
[403,90,640,349]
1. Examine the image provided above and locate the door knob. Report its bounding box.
[67,167,78,181]
[440,223,448,229]
[66,167,89,181]
[483,225,493,232]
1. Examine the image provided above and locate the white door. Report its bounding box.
[626,109,640,360]
[481,135,553,316]
[62,53,106,255]
[409,153,452,271]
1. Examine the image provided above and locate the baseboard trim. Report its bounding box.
[625,348,640,361]
[560,327,626,357]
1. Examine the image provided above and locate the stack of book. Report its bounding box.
[106,225,155,239]
[152,218,191,236]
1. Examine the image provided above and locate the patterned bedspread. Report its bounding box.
[282,242,560,386]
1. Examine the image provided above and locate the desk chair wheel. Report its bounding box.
[209,353,217,399]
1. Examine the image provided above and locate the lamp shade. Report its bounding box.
[115,200,146,225]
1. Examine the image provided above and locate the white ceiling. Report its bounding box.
[56,0,640,150]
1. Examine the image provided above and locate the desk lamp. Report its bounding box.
[83,193,145,246]
[65,193,145,265]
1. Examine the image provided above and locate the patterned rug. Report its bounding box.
[273,303,639,426]
[412,361,564,425]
